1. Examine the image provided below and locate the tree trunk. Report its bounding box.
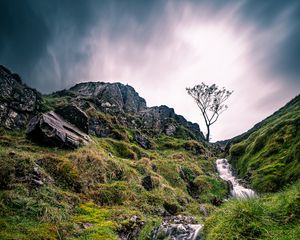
[206,124,210,142]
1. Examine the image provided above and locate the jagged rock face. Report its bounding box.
[138,106,204,140]
[0,65,41,129]
[0,65,205,142]
[69,82,147,114]
[60,82,205,141]
[26,111,90,148]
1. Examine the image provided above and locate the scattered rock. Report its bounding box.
[165,124,177,136]
[81,223,93,229]
[151,215,203,240]
[142,175,154,191]
[211,197,223,206]
[199,204,208,218]
[118,215,145,240]
[26,111,90,148]
[163,202,178,215]
[134,131,152,149]
[8,151,16,156]
[183,141,205,155]
[32,179,44,186]
[151,164,158,172]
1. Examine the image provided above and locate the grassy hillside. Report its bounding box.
[0,126,227,239]
[229,95,300,192]
[204,181,300,240]
[203,95,300,240]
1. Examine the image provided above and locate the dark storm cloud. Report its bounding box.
[0,0,299,90]
[0,0,299,140]
[0,0,163,92]
[237,0,300,84]
[0,0,100,91]
[0,0,50,81]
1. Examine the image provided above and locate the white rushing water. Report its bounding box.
[216,159,256,198]
[191,224,203,240]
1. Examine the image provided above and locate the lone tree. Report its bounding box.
[186,83,233,142]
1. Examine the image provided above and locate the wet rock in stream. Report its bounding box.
[151,215,203,240]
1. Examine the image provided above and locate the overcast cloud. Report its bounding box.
[0,0,299,140]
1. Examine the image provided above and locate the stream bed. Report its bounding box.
[150,159,256,239]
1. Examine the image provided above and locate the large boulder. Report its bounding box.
[0,65,41,129]
[26,112,90,148]
[55,104,89,133]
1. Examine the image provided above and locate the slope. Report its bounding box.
[0,65,227,239]
[228,94,300,192]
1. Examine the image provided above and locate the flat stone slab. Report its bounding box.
[26,111,90,148]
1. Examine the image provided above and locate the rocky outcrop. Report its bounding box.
[0,65,205,142]
[69,82,147,114]
[138,106,204,140]
[26,111,90,148]
[55,82,205,141]
[0,65,41,129]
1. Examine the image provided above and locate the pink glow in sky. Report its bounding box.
[1,1,299,141]
[78,3,299,141]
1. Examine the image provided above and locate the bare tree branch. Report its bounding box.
[186,83,233,141]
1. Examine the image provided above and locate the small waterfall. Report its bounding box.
[216,159,256,198]
[151,159,255,240]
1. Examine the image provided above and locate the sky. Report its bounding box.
[1,0,300,141]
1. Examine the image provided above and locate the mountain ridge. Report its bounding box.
[0,65,205,143]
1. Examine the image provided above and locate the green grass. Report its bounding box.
[204,181,300,240]
[0,128,225,239]
[69,203,118,240]
[1,94,299,239]
[229,95,300,192]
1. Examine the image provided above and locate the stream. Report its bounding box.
[151,159,256,240]
[216,159,256,198]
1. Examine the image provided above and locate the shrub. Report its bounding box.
[183,140,205,155]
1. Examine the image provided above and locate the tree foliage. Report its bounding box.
[186,83,233,141]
